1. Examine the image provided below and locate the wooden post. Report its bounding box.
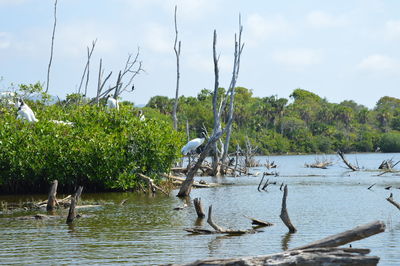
[280,185,297,233]
[46,180,58,211]
[193,198,205,218]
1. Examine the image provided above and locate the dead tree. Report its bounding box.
[46,180,58,211]
[95,58,113,105]
[172,5,181,130]
[280,185,297,233]
[210,16,244,176]
[78,39,97,96]
[338,150,358,171]
[45,0,58,93]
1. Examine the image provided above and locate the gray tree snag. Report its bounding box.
[78,39,97,96]
[172,5,181,130]
[45,0,58,93]
[280,185,297,233]
[178,17,244,196]
[210,16,244,176]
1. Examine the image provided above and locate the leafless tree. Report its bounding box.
[45,0,58,93]
[177,16,244,197]
[78,39,97,96]
[172,5,181,130]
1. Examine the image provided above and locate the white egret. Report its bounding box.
[17,100,38,123]
[106,95,119,110]
[181,137,205,155]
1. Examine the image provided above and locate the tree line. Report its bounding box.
[146,87,400,154]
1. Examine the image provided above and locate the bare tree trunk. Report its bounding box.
[78,39,97,96]
[220,16,244,174]
[45,0,58,93]
[280,185,297,233]
[211,30,221,177]
[172,5,181,130]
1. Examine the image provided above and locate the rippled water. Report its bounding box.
[1,153,400,265]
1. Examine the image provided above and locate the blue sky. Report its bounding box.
[1,0,400,108]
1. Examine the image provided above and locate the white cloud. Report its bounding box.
[384,20,400,40]
[246,13,291,46]
[272,49,322,69]
[306,11,347,28]
[0,32,11,49]
[144,23,172,53]
[358,54,399,73]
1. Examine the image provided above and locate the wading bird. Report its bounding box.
[181,137,205,155]
[17,99,38,123]
[106,95,119,110]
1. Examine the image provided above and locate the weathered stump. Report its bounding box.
[280,185,297,233]
[193,198,205,218]
[46,180,58,211]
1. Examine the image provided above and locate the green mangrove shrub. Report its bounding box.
[0,103,184,193]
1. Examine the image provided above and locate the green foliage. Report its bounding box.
[0,103,184,193]
[379,132,400,152]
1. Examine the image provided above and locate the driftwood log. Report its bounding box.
[243,215,273,227]
[185,205,260,235]
[46,180,58,211]
[280,185,297,233]
[175,221,385,266]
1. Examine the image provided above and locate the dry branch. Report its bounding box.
[45,0,58,93]
[338,150,358,171]
[386,193,400,211]
[138,173,169,195]
[243,215,273,227]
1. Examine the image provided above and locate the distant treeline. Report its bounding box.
[146,87,400,154]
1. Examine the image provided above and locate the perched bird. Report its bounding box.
[181,137,205,155]
[17,99,38,123]
[137,110,145,121]
[106,95,119,110]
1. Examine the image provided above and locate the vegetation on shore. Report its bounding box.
[147,87,400,154]
[0,85,184,194]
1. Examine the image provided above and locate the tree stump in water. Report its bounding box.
[66,186,83,224]
[280,185,297,233]
[193,198,205,218]
[46,180,58,211]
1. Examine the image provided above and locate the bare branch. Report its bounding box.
[78,39,97,95]
[45,0,58,93]
[172,5,181,130]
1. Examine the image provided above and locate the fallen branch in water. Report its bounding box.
[138,173,169,195]
[386,193,400,211]
[243,215,273,227]
[338,150,358,171]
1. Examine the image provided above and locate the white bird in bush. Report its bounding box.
[181,137,205,155]
[106,95,119,110]
[17,99,38,123]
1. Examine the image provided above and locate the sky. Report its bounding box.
[1,0,400,108]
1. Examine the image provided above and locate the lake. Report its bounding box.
[1,153,400,265]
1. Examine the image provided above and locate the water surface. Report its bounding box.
[1,153,400,265]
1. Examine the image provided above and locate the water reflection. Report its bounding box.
[281,232,294,251]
